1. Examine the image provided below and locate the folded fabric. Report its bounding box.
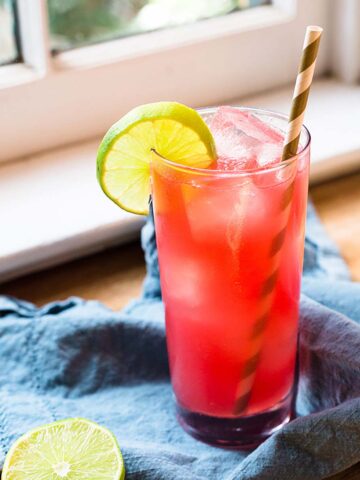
[0,202,360,480]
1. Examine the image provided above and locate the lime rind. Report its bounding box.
[2,418,125,480]
[97,102,216,215]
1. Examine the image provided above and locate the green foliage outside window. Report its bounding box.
[48,0,269,52]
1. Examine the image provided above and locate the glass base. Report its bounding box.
[176,395,292,450]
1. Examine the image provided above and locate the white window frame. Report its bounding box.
[0,0,336,164]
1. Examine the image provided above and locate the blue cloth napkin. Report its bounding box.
[1,202,360,480]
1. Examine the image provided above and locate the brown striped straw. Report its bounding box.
[282,26,323,161]
[234,26,323,415]
[234,178,296,414]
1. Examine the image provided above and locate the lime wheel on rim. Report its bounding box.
[97,102,216,215]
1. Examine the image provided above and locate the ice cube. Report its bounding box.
[211,107,284,143]
[161,257,207,308]
[209,106,284,171]
[216,156,256,171]
[253,142,283,168]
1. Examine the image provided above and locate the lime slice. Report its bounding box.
[97,101,216,215]
[2,418,125,480]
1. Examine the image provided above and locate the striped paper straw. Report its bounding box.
[234,178,296,414]
[234,26,322,415]
[282,26,323,161]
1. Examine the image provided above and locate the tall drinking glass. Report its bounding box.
[151,107,310,448]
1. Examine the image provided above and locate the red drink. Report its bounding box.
[151,107,310,447]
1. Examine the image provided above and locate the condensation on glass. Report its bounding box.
[0,0,19,65]
[47,0,271,53]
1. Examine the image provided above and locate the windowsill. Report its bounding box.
[1,77,360,283]
[0,142,145,282]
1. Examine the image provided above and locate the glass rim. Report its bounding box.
[152,106,311,178]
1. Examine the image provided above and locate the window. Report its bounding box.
[1,0,334,163]
[0,0,19,65]
[48,0,270,52]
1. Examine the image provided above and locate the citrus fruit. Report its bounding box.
[2,418,125,480]
[97,102,216,215]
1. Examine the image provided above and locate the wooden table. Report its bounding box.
[2,172,360,479]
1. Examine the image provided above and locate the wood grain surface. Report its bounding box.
[310,172,360,281]
[2,172,360,479]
